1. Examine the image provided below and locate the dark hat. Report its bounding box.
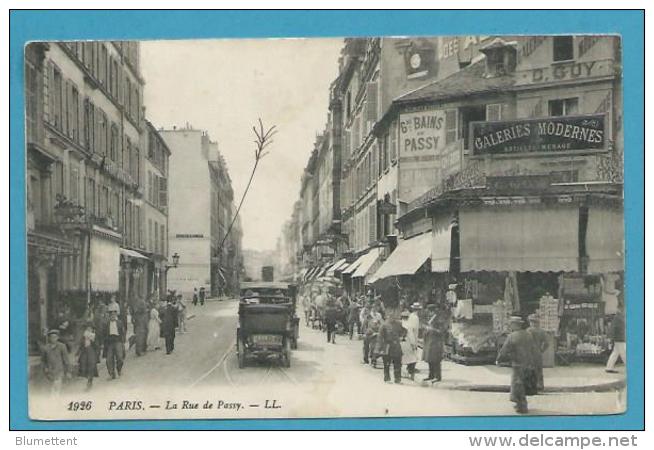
[47,329,60,336]
[426,304,438,311]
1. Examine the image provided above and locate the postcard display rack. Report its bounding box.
[557,275,610,364]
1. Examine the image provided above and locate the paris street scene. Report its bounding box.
[25,35,626,420]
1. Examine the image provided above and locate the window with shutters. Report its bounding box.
[113,192,120,227]
[369,203,376,244]
[125,77,131,113]
[83,99,94,151]
[83,43,92,70]
[100,44,108,86]
[486,103,503,122]
[125,138,132,176]
[52,67,63,130]
[148,219,153,251]
[134,147,140,184]
[69,164,79,204]
[101,186,109,217]
[353,117,360,153]
[154,221,159,254]
[99,110,108,155]
[87,178,96,216]
[159,177,168,208]
[25,61,38,143]
[445,109,458,145]
[110,124,118,161]
[53,161,64,198]
[160,224,165,255]
[389,123,397,162]
[136,206,142,247]
[366,81,378,126]
[70,85,79,142]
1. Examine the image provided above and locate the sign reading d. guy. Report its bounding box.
[399,110,447,157]
[470,114,606,156]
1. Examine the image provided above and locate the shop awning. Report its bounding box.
[326,258,347,276]
[120,247,149,260]
[586,206,624,273]
[341,256,364,275]
[305,266,320,281]
[460,205,579,272]
[91,238,120,292]
[352,248,383,279]
[369,233,431,283]
[431,215,454,273]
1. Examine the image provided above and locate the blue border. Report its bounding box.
[10,10,644,430]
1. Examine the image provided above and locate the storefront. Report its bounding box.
[394,175,623,365]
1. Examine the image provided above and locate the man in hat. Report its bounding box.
[497,316,539,414]
[360,299,382,364]
[199,287,206,306]
[41,329,70,396]
[422,304,445,382]
[347,296,362,340]
[378,310,405,384]
[103,310,126,380]
[527,314,549,392]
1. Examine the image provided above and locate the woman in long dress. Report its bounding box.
[147,307,161,351]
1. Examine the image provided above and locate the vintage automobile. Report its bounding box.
[236,282,299,368]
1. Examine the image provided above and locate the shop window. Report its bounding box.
[459,105,486,149]
[549,97,579,116]
[553,36,574,62]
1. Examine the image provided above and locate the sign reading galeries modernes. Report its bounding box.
[470,114,606,156]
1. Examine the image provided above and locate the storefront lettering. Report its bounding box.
[471,114,605,156]
[531,61,597,83]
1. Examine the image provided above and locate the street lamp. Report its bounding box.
[167,252,180,271]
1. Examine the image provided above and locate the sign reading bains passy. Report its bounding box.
[470,114,606,156]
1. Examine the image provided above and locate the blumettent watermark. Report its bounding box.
[15,436,79,446]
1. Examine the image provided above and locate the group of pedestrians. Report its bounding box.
[40,290,199,396]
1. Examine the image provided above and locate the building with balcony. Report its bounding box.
[25,40,148,353]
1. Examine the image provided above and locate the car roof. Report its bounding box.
[240,281,295,290]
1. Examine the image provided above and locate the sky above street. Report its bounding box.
[141,38,343,251]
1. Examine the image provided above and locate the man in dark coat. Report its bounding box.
[378,311,404,383]
[132,298,149,357]
[199,287,206,306]
[497,316,539,414]
[161,301,177,354]
[527,314,549,392]
[422,304,444,382]
[103,310,126,380]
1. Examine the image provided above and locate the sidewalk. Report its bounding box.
[324,328,626,394]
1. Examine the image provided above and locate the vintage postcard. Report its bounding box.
[25,35,626,420]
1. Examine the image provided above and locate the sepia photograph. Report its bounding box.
[23,34,626,421]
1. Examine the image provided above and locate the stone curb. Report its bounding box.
[444,379,625,393]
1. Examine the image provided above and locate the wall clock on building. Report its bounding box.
[403,40,436,79]
[409,52,422,70]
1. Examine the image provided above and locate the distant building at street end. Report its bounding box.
[161,126,242,296]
